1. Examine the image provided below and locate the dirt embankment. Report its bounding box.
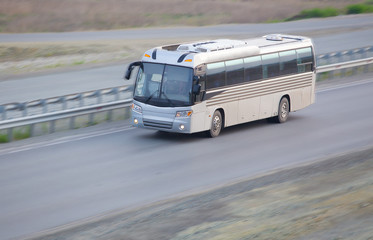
[0,0,363,33]
[26,146,373,240]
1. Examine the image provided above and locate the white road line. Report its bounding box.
[317,78,373,93]
[1,77,373,156]
[0,125,134,156]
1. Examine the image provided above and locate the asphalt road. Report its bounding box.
[0,78,373,240]
[1,15,373,239]
[1,14,373,103]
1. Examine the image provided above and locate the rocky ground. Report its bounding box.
[25,146,373,240]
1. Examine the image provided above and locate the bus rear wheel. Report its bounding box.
[207,110,222,138]
[274,97,289,123]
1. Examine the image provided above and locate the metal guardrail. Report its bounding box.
[316,57,373,73]
[0,85,133,121]
[316,46,373,66]
[0,85,134,142]
[0,99,132,142]
[1,46,373,142]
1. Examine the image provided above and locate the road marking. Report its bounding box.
[317,78,373,93]
[1,77,373,156]
[0,125,135,156]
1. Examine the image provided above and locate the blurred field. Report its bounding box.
[27,146,373,240]
[0,38,194,78]
[0,0,367,78]
[0,0,363,33]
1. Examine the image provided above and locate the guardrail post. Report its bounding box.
[97,91,102,104]
[89,113,94,126]
[40,99,47,114]
[108,110,113,122]
[113,88,119,101]
[50,120,55,134]
[324,53,330,65]
[30,123,35,137]
[60,97,66,110]
[0,106,5,121]
[69,117,75,129]
[353,49,360,75]
[7,128,13,142]
[19,103,27,117]
[339,52,347,77]
[363,47,370,73]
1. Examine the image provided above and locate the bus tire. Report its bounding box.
[275,97,289,123]
[207,110,222,138]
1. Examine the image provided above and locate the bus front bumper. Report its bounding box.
[131,111,192,134]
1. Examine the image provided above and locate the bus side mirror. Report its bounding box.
[124,61,142,80]
[193,75,200,84]
[124,69,131,80]
[193,84,201,94]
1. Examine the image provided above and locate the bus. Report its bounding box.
[124,34,316,137]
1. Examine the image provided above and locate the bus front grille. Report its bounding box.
[143,119,173,129]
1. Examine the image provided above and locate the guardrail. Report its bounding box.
[0,99,132,142]
[1,46,373,142]
[0,85,133,121]
[316,57,373,73]
[316,46,373,66]
[0,86,134,142]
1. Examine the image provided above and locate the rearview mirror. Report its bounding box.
[124,61,142,80]
[192,84,201,95]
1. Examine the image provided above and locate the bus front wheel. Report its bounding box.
[207,110,222,138]
[274,97,289,123]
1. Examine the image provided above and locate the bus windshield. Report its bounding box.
[134,63,193,107]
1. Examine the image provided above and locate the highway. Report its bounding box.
[1,77,373,239]
[0,14,373,240]
[1,14,373,103]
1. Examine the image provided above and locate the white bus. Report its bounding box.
[124,34,315,137]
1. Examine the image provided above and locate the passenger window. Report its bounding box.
[279,50,297,75]
[297,47,313,73]
[244,56,262,81]
[262,53,279,79]
[225,59,244,85]
[206,62,226,89]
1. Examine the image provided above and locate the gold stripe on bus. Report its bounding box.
[207,79,312,104]
[206,83,312,106]
[206,72,313,94]
[206,74,313,106]
[208,76,312,100]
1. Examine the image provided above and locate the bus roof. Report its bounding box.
[141,34,313,68]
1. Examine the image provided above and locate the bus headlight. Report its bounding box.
[131,103,142,114]
[175,110,192,118]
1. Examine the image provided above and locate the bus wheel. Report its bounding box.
[275,97,289,123]
[207,110,222,138]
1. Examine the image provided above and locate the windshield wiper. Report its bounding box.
[145,89,159,104]
[161,92,175,107]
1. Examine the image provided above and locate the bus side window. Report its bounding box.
[262,53,280,79]
[279,50,297,75]
[297,47,313,73]
[243,56,262,82]
[225,59,244,86]
[206,62,226,89]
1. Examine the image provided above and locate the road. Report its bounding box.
[1,14,373,103]
[0,77,373,239]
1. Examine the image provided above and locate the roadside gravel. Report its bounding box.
[25,146,373,240]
